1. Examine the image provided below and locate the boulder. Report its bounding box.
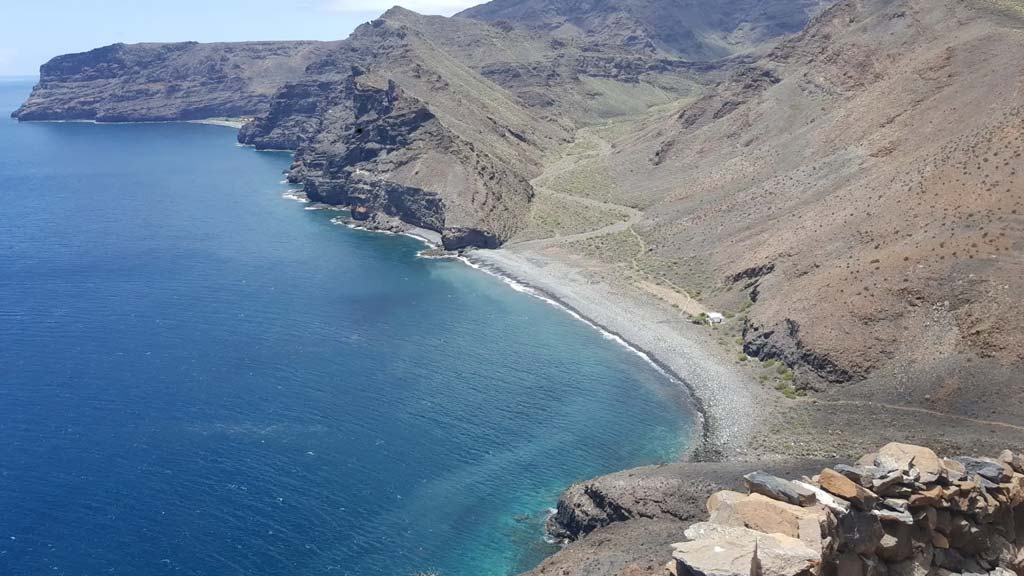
[744,471,816,507]
[819,468,879,510]
[877,443,944,484]
[707,492,830,554]
[671,522,818,576]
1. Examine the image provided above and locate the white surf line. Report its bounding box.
[457,253,683,387]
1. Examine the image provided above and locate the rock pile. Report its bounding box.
[668,443,1024,576]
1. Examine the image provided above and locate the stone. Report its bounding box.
[792,480,851,515]
[908,486,944,508]
[932,530,950,548]
[1012,547,1024,574]
[878,524,914,562]
[942,458,968,482]
[887,551,933,576]
[956,457,1013,483]
[834,552,866,576]
[872,471,906,496]
[950,516,990,554]
[933,547,966,572]
[935,509,952,534]
[912,506,937,529]
[980,533,1015,566]
[883,498,910,512]
[834,464,872,487]
[707,490,746,514]
[708,493,829,554]
[1000,450,1024,474]
[672,522,818,576]
[857,453,879,468]
[873,508,915,525]
[837,510,884,555]
[878,443,944,483]
[744,471,817,507]
[819,468,879,510]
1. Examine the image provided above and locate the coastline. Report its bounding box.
[468,246,766,461]
[15,118,247,129]
[263,125,759,461]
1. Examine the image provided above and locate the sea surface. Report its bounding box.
[0,79,693,576]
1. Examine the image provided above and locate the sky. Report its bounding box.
[0,0,483,76]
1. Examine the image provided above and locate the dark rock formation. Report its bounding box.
[12,41,335,121]
[12,0,829,248]
[530,459,832,576]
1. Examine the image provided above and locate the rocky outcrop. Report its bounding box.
[669,443,1024,576]
[13,0,829,248]
[12,41,334,121]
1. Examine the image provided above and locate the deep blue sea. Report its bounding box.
[0,79,692,576]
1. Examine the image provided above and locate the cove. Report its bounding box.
[0,80,693,576]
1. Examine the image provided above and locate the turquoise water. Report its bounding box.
[0,80,693,576]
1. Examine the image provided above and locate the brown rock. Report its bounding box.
[1001,450,1024,474]
[908,486,944,508]
[671,522,818,576]
[856,453,878,468]
[941,458,967,482]
[878,443,944,483]
[708,493,830,554]
[819,468,879,510]
[931,531,950,549]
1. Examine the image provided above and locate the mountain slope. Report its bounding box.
[458,0,831,60]
[11,0,826,247]
[531,0,1024,419]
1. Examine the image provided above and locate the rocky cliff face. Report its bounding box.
[12,41,334,121]
[12,0,826,247]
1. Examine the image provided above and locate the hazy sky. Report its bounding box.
[0,0,483,76]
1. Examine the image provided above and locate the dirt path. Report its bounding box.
[814,399,1024,433]
[509,129,644,249]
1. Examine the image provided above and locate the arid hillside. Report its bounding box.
[529,0,1024,423]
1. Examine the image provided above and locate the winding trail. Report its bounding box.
[814,399,1024,433]
[510,130,643,250]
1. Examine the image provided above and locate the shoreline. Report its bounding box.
[292,197,751,462]
[467,247,765,462]
[460,250,711,461]
[16,117,247,129]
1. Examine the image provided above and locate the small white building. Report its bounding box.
[706,312,725,325]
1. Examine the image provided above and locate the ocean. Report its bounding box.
[0,79,693,576]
